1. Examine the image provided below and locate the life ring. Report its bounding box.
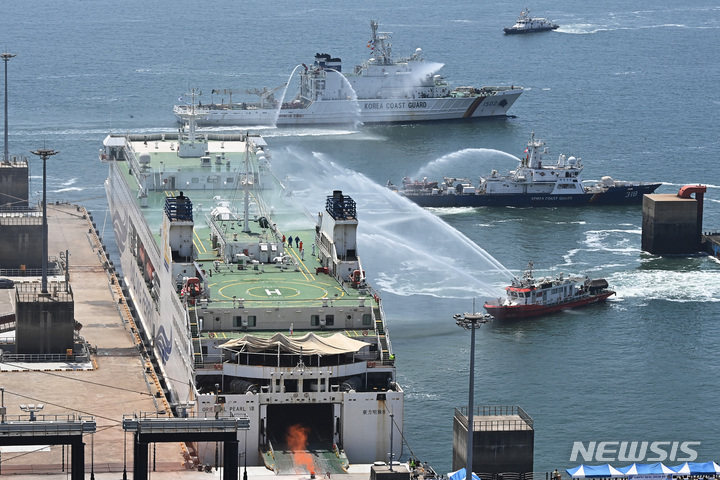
[362,330,368,336]
[208,332,215,338]
[214,363,222,370]
[304,392,309,398]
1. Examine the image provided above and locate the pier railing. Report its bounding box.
[455,405,534,431]
[0,256,62,277]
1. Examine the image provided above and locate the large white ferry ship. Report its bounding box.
[101,103,403,469]
[174,20,522,126]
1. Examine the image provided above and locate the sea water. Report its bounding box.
[2,0,720,474]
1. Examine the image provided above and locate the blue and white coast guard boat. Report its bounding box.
[393,133,661,208]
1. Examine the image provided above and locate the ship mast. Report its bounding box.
[369,20,392,65]
[242,136,251,233]
[183,88,201,143]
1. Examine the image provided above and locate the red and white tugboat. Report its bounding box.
[483,262,615,319]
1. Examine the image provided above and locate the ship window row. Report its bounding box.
[189,177,235,184]
[231,315,257,328]
[510,291,531,298]
[311,314,335,326]
[201,312,373,330]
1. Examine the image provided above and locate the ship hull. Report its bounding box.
[504,26,558,34]
[105,161,195,405]
[484,291,615,319]
[188,90,523,127]
[401,183,662,208]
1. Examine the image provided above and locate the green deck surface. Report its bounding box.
[119,136,370,315]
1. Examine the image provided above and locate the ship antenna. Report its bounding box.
[524,262,534,281]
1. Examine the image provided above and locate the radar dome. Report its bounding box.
[568,156,577,165]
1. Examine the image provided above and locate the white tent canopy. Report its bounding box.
[567,465,628,478]
[219,332,369,355]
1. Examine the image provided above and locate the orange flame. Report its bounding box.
[287,424,315,474]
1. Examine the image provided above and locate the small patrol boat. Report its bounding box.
[504,9,559,34]
[483,262,615,319]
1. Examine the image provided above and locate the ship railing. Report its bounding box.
[482,85,522,92]
[188,306,205,368]
[195,296,374,309]
[366,286,395,365]
[110,151,159,259]
[220,351,383,371]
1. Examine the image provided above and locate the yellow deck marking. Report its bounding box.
[286,248,313,281]
[193,229,208,254]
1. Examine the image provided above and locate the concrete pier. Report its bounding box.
[452,406,534,476]
[641,185,706,255]
[0,204,185,475]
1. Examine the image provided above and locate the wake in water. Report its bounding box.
[270,148,513,299]
[610,269,720,303]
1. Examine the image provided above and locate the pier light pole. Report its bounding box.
[19,403,45,421]
[454,307,491,480]
[2,52,16,164]
[30,148,59,294]
[243,427,248,480]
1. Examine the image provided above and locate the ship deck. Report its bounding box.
[119,137,367,311]
[193,224,364,308]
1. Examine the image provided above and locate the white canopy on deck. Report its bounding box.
[219,332,368,355]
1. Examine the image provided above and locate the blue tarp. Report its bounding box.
[448,468,482,480]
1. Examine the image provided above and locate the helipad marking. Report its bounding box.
[217,280,344,300]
